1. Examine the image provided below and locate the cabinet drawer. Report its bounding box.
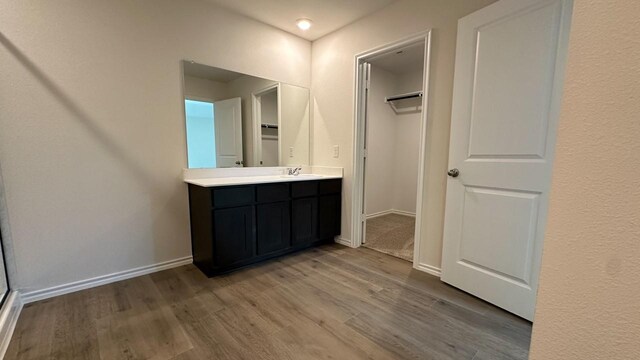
[291,181,318,198]
[257,183,290,203]
[213,186,254,208]
[319,179,342,195]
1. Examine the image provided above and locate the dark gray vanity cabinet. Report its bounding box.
[188,179,341,276]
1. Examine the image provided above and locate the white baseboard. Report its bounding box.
[335,237,356,248]
[0,291,23,358]
[414,263,442,277]
[366,209,416,219]
[21,256,193,304]
[391,209,416,218]
[365,209,394,219]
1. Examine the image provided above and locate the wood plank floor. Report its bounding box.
[6,245,532,359]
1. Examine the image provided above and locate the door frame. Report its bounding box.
[351,30,434,273]
[251,84,281,167]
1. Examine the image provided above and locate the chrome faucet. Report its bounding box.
[287,167,302,176]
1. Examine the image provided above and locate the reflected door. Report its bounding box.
[214,97,243,167]
[441,0,573,320]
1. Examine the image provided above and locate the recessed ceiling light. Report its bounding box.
[296,18,312,31]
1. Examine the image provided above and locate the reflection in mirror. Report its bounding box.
[182,61,310,168]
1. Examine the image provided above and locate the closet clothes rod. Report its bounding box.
[384,91,423,103]
[261,124,278,129]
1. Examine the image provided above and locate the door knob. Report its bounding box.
[447,168,460,177]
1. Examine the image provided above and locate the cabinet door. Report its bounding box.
[213,206,255,268]
[256,202,291,255]
[318,195,341,240]
[292,198,318,246]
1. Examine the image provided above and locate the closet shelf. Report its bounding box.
[261,123,278,129]
[384,91,423,103]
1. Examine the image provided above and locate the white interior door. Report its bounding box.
[214,97,243,167]
[441,0,573,320]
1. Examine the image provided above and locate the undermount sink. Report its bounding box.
[280,174,323,179]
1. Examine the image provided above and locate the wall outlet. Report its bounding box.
[289,147,294,158]
[333,145,339,158]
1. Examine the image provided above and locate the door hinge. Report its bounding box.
[363,149,368,158]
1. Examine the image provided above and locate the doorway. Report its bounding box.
[352,31,432,265]
[252,84,281,167]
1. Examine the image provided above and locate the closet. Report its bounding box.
[258,88,279,166]
[362,42,425,262]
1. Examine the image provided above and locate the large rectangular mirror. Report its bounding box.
[181,61,310,168]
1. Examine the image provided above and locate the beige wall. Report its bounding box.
[0,0,310,294]
[530,0,640,358]
[226,75,279,167]
[280,84,311,167]
[311,0,497,269]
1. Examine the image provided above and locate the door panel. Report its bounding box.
[458,187,539,284]
[292,198,318,246]
[256,202,291,255]
[468,2,561,158]
[318,195,341,240]
[213,206,255,268]
[214,97,243,167]
[441,0,573,320]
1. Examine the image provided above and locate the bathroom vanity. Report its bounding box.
[180,61,341,276]
[187,175,342,276]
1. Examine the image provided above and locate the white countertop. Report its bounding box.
[185,174,342,187]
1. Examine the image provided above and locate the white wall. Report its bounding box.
[261,90,279,126]
[183,75,229,101]
[311,0,497,269]
[364,66,422,216]
[0,0,310,294]
[391,70,422,214]
[530,0,640,358]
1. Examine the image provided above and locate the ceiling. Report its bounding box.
[368,41,425,75]
[203,0,396,41]
[183,61,245,82]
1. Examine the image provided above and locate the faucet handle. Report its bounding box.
[287,167,302,176]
